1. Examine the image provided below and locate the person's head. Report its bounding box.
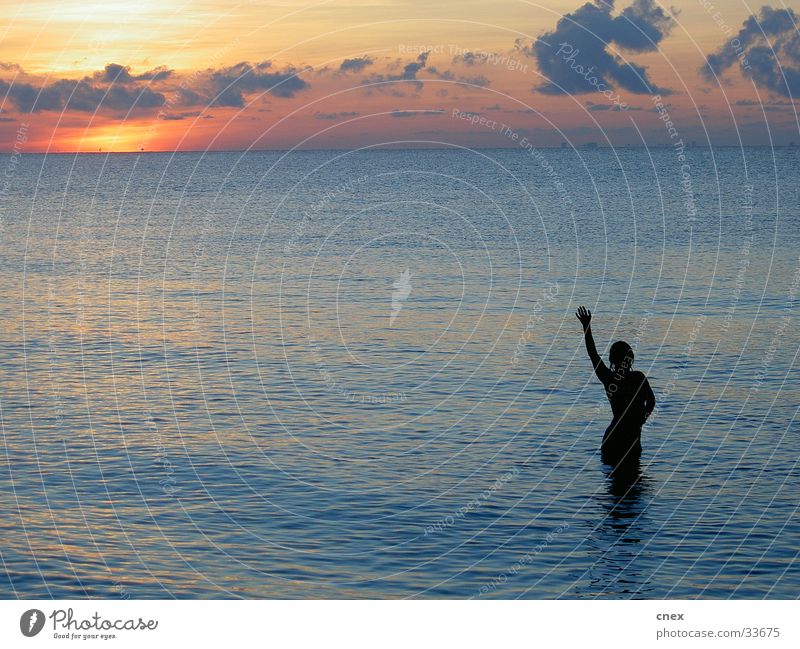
[609,341,634,372]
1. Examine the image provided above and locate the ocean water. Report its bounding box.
[0,147,798,599]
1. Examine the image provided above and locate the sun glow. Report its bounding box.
[58,122,155,153]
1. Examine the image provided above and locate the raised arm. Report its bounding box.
[576,306,611,385]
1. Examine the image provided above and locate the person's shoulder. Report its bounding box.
[629,370,648,382]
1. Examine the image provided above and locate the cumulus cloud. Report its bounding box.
[702,6,800,98]
[0,62,175,113]
[201,61,310,106]
[95,63,173,83]
[175,87,204,106]
[363,52,431,91]
[396,51,430,80]
[339,56,374,73]
[454,51,490,66]
[64,81,166,111]
[0,59,310,114]
[0,76,166,113]
[524,0,676,95]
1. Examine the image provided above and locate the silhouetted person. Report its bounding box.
[576,306,655,467]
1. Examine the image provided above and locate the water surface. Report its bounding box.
[1,147,798,598]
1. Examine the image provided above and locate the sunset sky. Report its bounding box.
[1,0,798,152]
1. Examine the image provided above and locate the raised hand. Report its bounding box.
[576,305,592,329]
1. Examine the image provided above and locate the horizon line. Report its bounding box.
[3,143,798,155]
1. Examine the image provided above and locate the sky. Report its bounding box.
[1,0,799,152]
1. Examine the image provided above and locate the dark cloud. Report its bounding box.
[399,51,430,80]
[525,0,676,95]
[613,0,674,50]
[0,78,61,112]
[64,80,166,111]
[761,105,796,112]
[315,111,359,120]
[339,56,373,73]
[0,62,174,113]
[453,51,490,66]
[585,100,642,110]
[734,99,798,112]
[459,74,490,87]
[95,63,173,83]
[363,52,431,91]
[427,67,491,87]
[735,99,797,107]
[175,87,204,106]
[203,61,310,106]
[703,6,800,98]
[0,60,309,114]
[161,111,205,121]
[451,50,526,72]
[137,67,173,82]
[0,76,166,113]
[390,109,445,118]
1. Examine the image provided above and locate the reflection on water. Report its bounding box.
[583,458,653,598]
[1,148,799,598]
